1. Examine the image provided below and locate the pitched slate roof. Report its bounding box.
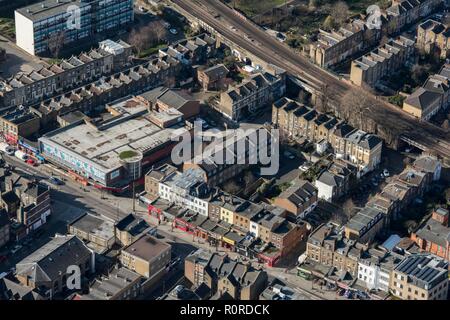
[15,235,91,283]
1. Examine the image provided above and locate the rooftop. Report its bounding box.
[395,254,448,290]
[122,234,171,262]
[39,96,185,172]
[69,212,115,242]
[82,267,141,300]
[16,235,92,283]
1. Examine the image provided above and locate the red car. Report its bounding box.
[26,158,37,166]
[0,255,7,263]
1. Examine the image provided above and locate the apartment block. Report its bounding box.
[185,250,268,300]
[350,36,415,87]
[390,253,448,300]
[306,223,367,276]
[417,19,450,58]
[411,208,450,261]
[197,64,229,91]
[15,0,134,56]
[344,206,385,244]
[15,235,94,298]
[120,234,171,278]
[1,172,51,239]
[159,34,216,65]
[386,0,442,35]
[183,127,273,187]
[145,164,210,217]
[114,213,150,247]
[272,97,382,173]
[403,64,450,120]
[273,179,318,220]
[0,107,41,144]
[35,54,181,122]
[0,39,132,109]
[358,248,404,292]
[217,72,286,121]
[309,20,377,68]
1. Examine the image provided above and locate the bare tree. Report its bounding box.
[342,198,356,220]
[333,1,349,27]
[340,88,372,129]
[48,31,66,58]
[152,21,166,44]
[128,25,158,56]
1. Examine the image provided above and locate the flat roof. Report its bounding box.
[122,235,171,262]
[16,0,87,22]
[69,212,115,241]
[40,98,185,172]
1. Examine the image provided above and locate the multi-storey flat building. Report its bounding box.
[411,208,450,261]
[145,165,210,217]
[0,107,41,144]
[403,64,450,120]
[358,248,404,292]
[386,0,442,35]
[184,250,268,300]
[120,234,171,278]
[306,223,367,276]
[344,206,385,244]
[15,0,134,56]
[35,54,181,120]
[309,20,378,68]
[417,19,450,58]
[390,253,448,300]
[272,97,382,173]
[0,39,132,109]
[159,34,216,65]
[350,36,415,87]
[183,127,273,187]
[0,209,9,248]
[15,234,94,298]
[217,72,286,121]
[273,179,318,220]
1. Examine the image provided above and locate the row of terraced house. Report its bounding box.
[142,156,319,266]
[272,97,383,174]
[309,0,442,68]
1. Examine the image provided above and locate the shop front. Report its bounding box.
[257,251,281,267]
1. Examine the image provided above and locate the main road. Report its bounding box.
[171,0,450,162]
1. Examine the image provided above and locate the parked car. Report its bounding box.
[169,28,178,35]
[0,255,6,263]
[383,169,390,177]
[49,176,64,186]
[26,158,37,166]
[284,151,295,159]
[10,245,22,254]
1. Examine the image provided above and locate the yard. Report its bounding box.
[0,18,15,39]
